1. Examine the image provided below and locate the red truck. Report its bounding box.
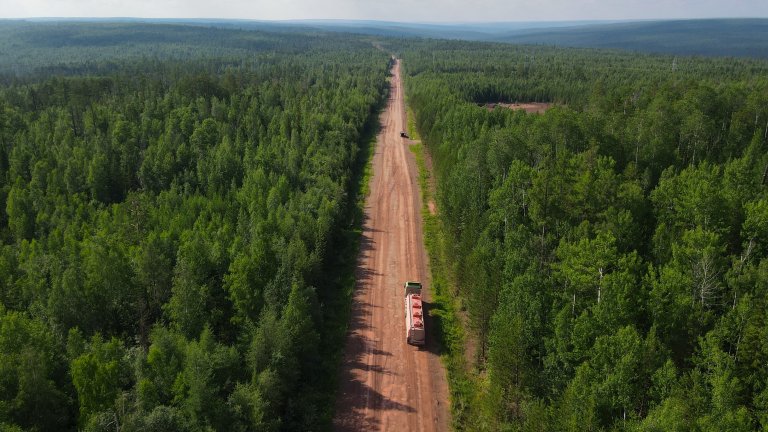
[404,281,426,345]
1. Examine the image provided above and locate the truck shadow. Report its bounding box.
[420,300,446,356]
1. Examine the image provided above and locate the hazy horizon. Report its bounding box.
[4,17,764,24]
[4,0,767,22]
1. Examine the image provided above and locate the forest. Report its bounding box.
[5,18,768,432]
[399,39,768,431]
[0,23,390,430]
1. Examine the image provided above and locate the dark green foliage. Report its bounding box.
[0,306,71,430]
[0,22,388,430]
[399,37,768,430]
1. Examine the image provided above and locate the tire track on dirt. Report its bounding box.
[333,59,450,432]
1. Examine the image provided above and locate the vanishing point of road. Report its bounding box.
[333,59,450,431]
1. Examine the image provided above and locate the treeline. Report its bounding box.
[400,39,768,430]
[0,25,389,430]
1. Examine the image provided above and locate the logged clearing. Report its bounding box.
[484,102,553,113]
[333,60,450,431]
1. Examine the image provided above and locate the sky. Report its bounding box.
[3,0,767,22]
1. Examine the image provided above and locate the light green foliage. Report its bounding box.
[70,333,128,424]
[139,326,187,408]
[5,180,34,241]
[743,198,768,257]
[172,327,240,429]
[638,396,691,432]
[555,231,618,312]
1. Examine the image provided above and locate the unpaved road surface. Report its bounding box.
[334,60,450,431]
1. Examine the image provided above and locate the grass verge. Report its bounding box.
[406,105,421,141]
[409,137,479,431]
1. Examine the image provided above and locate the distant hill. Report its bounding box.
[209,18,768,58]
[0,21,362,76]
[6,18,768,58]
[494,19,768,58]
[280,18,768,58]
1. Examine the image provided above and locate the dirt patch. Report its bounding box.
[427,200,437,216]
[483,102,553,114]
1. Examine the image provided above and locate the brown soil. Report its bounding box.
[421,145,438,217]
[428,200,437,216]
[333,60,450,431]
[484,102,553,114]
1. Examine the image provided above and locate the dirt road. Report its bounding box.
[333,60,450,431]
